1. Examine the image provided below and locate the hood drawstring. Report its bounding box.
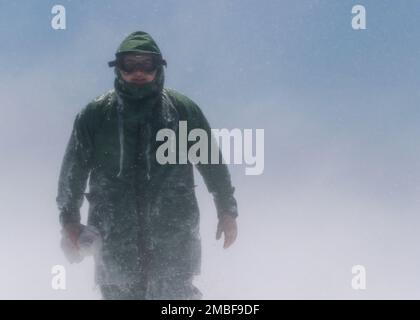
[116,93,125,179]
[144,124,152,181]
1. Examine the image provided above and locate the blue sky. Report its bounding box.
[0,0,420,298]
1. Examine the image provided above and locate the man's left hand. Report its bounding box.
[216,215,238,249]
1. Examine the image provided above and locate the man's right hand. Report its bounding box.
[216,215,238,249]
[61,222,85,263]
[62,222,85,247]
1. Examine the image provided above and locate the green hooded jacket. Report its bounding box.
[56,31,238,294]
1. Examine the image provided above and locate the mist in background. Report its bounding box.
[0,0,419,299]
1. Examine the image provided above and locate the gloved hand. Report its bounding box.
[60,222,85,263]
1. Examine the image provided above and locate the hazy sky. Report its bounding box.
[0,0,419,299]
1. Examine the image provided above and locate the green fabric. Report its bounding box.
[57,88,238,289]
[116,31,163,56]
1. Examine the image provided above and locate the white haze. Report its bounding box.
[0,0,420,299]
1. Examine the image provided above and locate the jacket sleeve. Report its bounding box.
[56,108,94,226]
[191,105,238,219]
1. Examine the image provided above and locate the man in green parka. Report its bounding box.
[56,31,238,300]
